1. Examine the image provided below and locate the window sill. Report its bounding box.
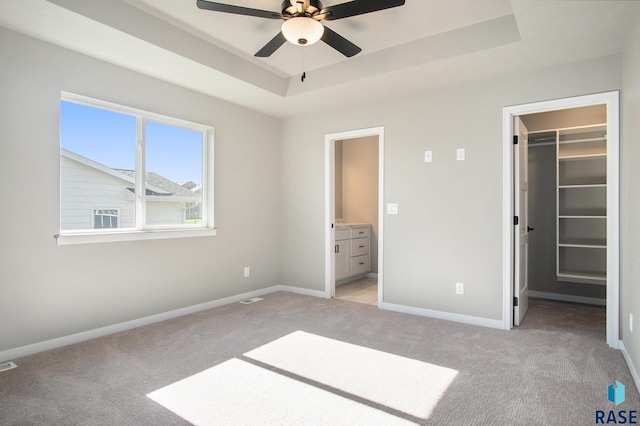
[55,227,217,246]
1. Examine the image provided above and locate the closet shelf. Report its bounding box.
[559,243,606,249]
[557,271,606,285]
[559,184,606,189]
[555,123,608,287]
[558,136,606,144]
[559,154,607,160]
[559,215,606,219]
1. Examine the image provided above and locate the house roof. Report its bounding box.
[61,148,200,201]
[117,170,200,199]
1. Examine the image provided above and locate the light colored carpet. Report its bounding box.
[244,331,457,420]
[0,294,637,425]
[148,357,413,425]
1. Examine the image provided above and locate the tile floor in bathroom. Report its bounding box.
[334,277,378,306]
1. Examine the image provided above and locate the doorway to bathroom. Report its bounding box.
[325,127,384,306]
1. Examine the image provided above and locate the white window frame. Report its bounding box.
[56,92,216,245]
[92,208,120,229]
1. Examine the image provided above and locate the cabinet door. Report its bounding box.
[335,240,350,280]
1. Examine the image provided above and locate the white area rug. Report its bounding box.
[244,330,458,419]
[147,358,413,425]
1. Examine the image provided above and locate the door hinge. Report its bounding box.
[514,297,519,307]
[513,135,519,145]
[514,216,519,226]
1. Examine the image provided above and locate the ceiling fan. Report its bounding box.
[196,0,406,58]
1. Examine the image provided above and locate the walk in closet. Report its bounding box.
[525,105,607,303]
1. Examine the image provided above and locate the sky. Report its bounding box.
[60,101,203,184]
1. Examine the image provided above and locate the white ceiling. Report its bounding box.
[0,0,638,118]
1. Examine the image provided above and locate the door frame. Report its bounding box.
[325,126,385,305]
[502,91,620,348]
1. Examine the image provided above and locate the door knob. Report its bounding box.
[527,226,535,232]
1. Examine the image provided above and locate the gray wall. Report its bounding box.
[621,9,640,388]
[280,54,622,321]
[0,29,281,353]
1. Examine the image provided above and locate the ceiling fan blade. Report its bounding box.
[255,32,287,57]
[322,0,405,21]
[321,26,361,57]
[196,1,281,19]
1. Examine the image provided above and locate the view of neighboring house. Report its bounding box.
[60,149,201,230]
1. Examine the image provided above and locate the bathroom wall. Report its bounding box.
[341,136,379,273]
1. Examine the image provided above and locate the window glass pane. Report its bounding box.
[145,121,203,226]
[60,101,136,231]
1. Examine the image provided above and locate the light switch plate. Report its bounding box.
[456,282,464,295]
[456,148,465,161]
[424,150,433,163]
[387,203,399,215]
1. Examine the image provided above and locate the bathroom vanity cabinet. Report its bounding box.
[335,224,370,283]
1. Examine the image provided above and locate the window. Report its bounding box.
[93,209,119,229]
[57,93,215,245]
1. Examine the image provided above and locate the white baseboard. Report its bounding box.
[277,285,328,299]
[619,340,640,394]
[0,285,303,363]
[528,290,606,306]
[381,302,504,330]
[365,273,378,279]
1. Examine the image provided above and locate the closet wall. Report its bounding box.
[523,105,607,301]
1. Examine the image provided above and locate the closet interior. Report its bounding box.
[524,105,607,303]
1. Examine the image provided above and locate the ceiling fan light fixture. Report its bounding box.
[281,17,324,46]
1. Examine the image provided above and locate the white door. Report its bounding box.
[514,117,529,325]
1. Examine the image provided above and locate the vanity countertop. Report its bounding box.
[336,223,369,228]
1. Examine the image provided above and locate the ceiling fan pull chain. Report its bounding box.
[301,47,307,82]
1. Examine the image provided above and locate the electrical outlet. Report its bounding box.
[631,313,634,333]
[456,282,464,295]
[456,148,465,161]
[424,150,433,163]
[244,267,250,278]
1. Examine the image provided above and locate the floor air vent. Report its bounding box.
[240,297,264,305]
[0,362,17,373]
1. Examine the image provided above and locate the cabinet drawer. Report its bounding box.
[350,254,370,276]
[335,228,351,240]
[350,237,369,257]
[351,227,370,238]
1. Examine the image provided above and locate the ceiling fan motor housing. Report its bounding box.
[281,0,323,19]
[281,0,325,46]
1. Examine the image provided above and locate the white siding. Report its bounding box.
[60,156,135,230]
[146,201,185,225]
[60,156,189,230]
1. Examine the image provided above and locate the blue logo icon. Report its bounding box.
[608,381,625,406]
